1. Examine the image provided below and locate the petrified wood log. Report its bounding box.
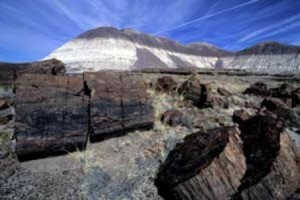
[156,110,300,200]
[269,83,295,99]
[233,109,300,200]
[155,76,178,93]
[0,100,10,110]
[15,74,88,160]
[0,59,65,86]
[243,82,269,96]
[268,83,300,107]
[179,74,213,108]
[261,97,290,118]
[155,127,246,200]
[292,88,300,107]
[84,72,154,141]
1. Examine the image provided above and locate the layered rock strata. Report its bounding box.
[45,27,300,73]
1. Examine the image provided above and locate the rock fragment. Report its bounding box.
[161,110,183,127]
[155,76,178,93]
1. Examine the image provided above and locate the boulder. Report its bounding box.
[243,82,269,96]
[155,76,178,93]
[179,75,213,108]
[14,74,88,160]
[217,87,231,97]
[161,110,183,127]
[84,72,154,141]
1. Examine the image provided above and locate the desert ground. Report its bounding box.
[1,69,300,200]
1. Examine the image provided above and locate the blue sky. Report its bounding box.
[0,0,300,62]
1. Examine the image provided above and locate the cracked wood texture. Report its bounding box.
[84,72,154,141]
[15,74,88,160]
[155,127,246,200]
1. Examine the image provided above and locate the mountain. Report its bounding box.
[238,41,300,55]
[45,27,300,73]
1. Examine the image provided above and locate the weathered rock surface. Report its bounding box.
[156,109,300,200]
[155,127,246,200]
[155,76,178,93]
[15,74,88,160]
[161,110,183,127]
[0,59,65,86]
[84,72,154,141]
[179,75,213,108]
[243,82,269,96]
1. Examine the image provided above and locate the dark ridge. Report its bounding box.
[155,127,231,199]
[75,27,233,57]
[75,27,300,56]
[237,41,300,55]
[232,110,283,199]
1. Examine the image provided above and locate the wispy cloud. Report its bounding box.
[0,0,299,61]
[155,0,260,34]
[239,13,300,42]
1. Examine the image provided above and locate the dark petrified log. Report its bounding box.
[261,97,290,118]
[14,74,88,160]
[243,82,269,96]
[155,127,246,200]
[84,72,154,141]
[232,110,283,199]
[161,110,183,127]
[155,76,178,93]
[292,88,300,107]
[0,100,10,110]
[269,83,296,99]
[0,59,66,86]
[179,74,213,108]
